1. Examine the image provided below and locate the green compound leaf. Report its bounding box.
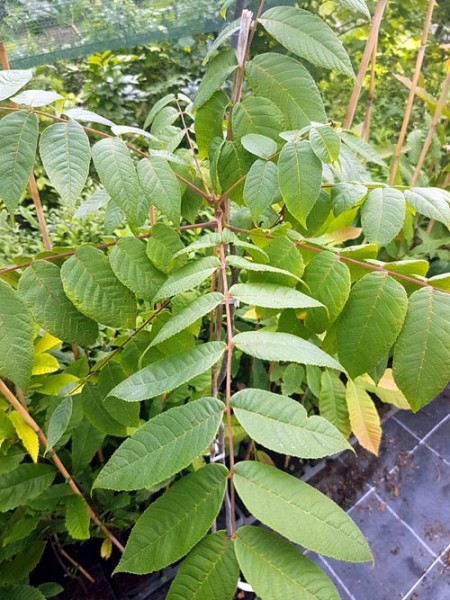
[195,90,228,159]
[226,255,301,283]
[46,396,73,452]
[150,292,224,347]
[361,188,406,247]
[229,282,323,309]
[231,388,351,458]
[303,251,352,333]
[243,159,280,225]
[109,237,165,301]
[404,187,450,228]
[193,49,237,109]
[92,137,140,228]
[107,342,226,403]
[0,111,38,214]
[0,69,32,101]
[233,462,372,562]
[245,53,326,129]
[116,465,228,574]
[18,261,98,346]
[0,464,56,512]
[0,280,34,390]
[319,369,350,437]
[65,495,90,540]
[336,272,408,378]
[260,6,354,77]
[94,398,224,491]
[137,157,181,224]
[39,119,91,210]
[278,141,322,227]
[233,331,343,371]
[60,246,137,329]
[167,531,239,600]
[393,288,450,411]
[232,96,286,142]
[309,126,341,163]
[154,257,220,301]
[331,182,368,216]
[235,526,340,600]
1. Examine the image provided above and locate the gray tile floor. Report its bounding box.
[320,389,450,600]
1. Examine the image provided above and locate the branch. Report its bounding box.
[0,379,125,553]
[0,220,217,276]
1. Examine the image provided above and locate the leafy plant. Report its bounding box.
[0,1,449,598]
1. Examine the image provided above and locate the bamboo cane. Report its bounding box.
[361,37,378,142]
[343,0,388,130]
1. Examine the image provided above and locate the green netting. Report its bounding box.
[0,0,289,68]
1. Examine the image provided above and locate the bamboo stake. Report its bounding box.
[389,0,436,184]
[410,68,450,187]
[0,42,52,250]
[343,0,388,130]
[0,379,125,553]
[361,38,378,142]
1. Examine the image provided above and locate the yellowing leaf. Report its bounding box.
[346,379,381,455]
[32,352,60,375]
[361,370,410,411]
[34,332,62,354]
[101,538,113,560]
[9,412,39,462]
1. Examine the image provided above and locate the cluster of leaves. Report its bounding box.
[0,1,449,598]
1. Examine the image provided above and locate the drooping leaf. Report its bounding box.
[109,237,165,301]
[226,254,301,283]
[195,90,228,159]
[11,90,62,107]
[245,53,326,129]
[232,96,286,142]
[9,412,39,463]
[231,388,350,458]
[331,182,368,216]
[243,159,280,225]
[150,292,224,347]
[154,257,220,301]
[91,137,140,228]
[260,7,354,77]
[0,69,32,101]
[336,272,408,378]
[93,397,225,491]
[60,246,136,329]
[0,464,55,512]
[146,223,184,273]
[404,188,450,228]
[39,119,91,209]
[63,108,115,127]
[107,342,226,403]
[361,188,406,247]
[167,531,239,600]
[46,396,72,452]
[309,126,341,163]
[393,288,450,411]
[233,462,372,562]
[235,526,340,600]
[319,369,350,437]
[346,378,381,454]
[65,495,90,540]
[0,280,34,389]
[233,331,343,371]
[18,261,98,346]
[193,50,237,109]
[229,283,323,309]
[0,111,38,213]
[303,251,351,333]
[278,141,322,226]
[116,465,228,574]
[137,157,181,223]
